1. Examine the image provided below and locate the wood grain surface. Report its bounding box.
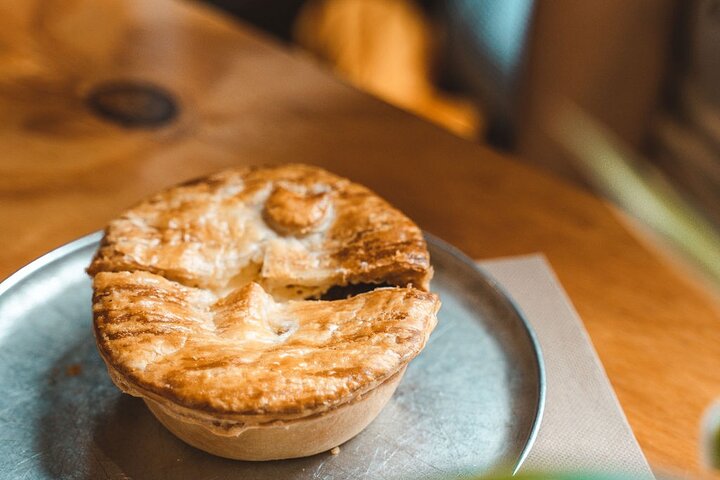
[0,0,718,476]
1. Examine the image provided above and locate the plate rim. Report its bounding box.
[425,232,546,474]
[0,231,104,297]
[0,231,546,475]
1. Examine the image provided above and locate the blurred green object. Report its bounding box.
[702,401,720,469]
[548,101,720,290]
[461,472,630,480]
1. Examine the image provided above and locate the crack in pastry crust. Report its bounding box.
[88,164,440,426]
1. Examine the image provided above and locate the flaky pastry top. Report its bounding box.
[93,271,439,421]
[89,164,440,424]
[87,164,432,298]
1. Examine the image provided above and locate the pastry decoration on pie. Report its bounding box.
[88,164,440,460]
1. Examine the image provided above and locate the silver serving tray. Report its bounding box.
[0,232,544,479]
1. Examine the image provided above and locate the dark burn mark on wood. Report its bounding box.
[86,80,179,128]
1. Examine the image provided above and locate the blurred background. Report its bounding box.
[0,0,718,475]
[204,0,720,289]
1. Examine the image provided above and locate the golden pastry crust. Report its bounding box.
[89,164,440,434]
[92,271,439,421]
[87,164,432,297]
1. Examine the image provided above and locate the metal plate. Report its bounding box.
[0,232,544,479]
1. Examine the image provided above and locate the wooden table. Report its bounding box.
[1,0,718,476]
